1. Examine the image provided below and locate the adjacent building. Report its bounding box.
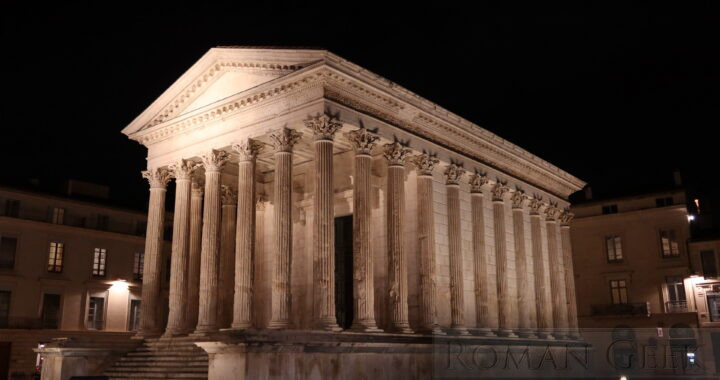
[0,181,171,379]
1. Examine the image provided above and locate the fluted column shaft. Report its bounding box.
[546,215,569,339]
[194,150,228,334]
[492,185,516,337]
[185,180,203,331]
[530,208,553,339]
[164,161,197,337]
[138,169,170,337]
[348,128,380,332]
[268,128,300,328]
[416,171,440,334]
[445,164,469,335]
[511,199,536,338]
[217,190,237,329]
[470,177,495,336]
[231,141,259,329]
[561,221,580,338]
[384,143,412,333]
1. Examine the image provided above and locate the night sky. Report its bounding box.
[2,2,718,217]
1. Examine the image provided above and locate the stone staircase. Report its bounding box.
[104,338,209,379]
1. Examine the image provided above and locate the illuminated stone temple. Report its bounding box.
[40,47,588,379]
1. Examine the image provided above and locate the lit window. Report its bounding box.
[133,252,144,281]
[660,230,680,257]
[92,248,106,277]
[610,280,628,304]
[605,236,623,262]
[48,242,64,273]
[52,208,65,224]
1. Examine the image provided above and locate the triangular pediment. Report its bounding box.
[122,47,328,135]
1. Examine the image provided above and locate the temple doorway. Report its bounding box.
[335,215,353,329]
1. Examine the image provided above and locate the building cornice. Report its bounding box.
[124,49,585,199]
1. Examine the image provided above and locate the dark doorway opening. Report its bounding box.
[41,294,61,329]
[335,215,353,329]
[0,342,10,380]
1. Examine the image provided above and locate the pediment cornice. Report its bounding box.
[125,49,585,199]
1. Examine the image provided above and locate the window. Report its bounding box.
[86,296,105,330]
[0,291,10,328]
[610,279,628,304]
[133,252,144,281]
[656,197,674,207]
[0,237,17,269]
[41,293,61,329]
[666,276,687,312]
[96,215,109,231]
[701,250,718,278]
[660,229,680,257]
[129,299,141,331]
[602,204,618,215]
[47,242,64,273]
[605,236,623,262]
[4,200,19,217]
[92,248,106,277]
[51,208,64,224]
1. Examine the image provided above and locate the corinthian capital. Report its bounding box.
[382,142,411,166]
[346,128,379,155]
[142,168,172,189]
[200,149,230,172]
[544,204,561,221]
[168,159,200,181]
[305,113,343,141]
[511,190,527,209]
[559,210,575,226]
[269,128,302,153]
[528,197,544,215]
[221,185,238,205]
[444,164,465,185]
[191,179,204,197]
[232,138,263,162]
[410,153,438,176]
[491,182,510,202]
[468,172,489,193]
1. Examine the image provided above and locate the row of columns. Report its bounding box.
[137,114,580,339]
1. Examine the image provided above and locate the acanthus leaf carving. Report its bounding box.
[544,204,561,221]
[491,182,510,202]
[221,185,238,205]
[142,168,172,189]
[268,128,302,153]
[444,163,465,185]
[468,172,489,193]
[559,210,575,226]
[232,138,263,161]
[410,153,439,176]
[199,149,230,172]
[382,142,411,166]
[168,159,200,181]
[511,190,527,209]
[346,128,379,155]
[304,113,343,141]
[528,197,545,215]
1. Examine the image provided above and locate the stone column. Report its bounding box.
[529,198,553,339]
[185,177,204,331]
[268,128,302,329]
[217,185,237,329]
[546,205,569,339]
[409,153,443,335]
[193,149,229,335]
[469,174,495,336]
[347,128,382,332]
[383,142,413,334]
[230,139,262,329]
[163,159,199,337]
[560,211,580,339]
[445,164,470,335]
[138,168,171,337]
[305,114,343,331]
[491,183,517,337]
[510,191,537,339]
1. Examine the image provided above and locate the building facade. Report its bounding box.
[0,182,171,379]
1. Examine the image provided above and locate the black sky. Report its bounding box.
[1,2,718,212]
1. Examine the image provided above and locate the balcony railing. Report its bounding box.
[85,319,105,330]
[591,302,651,316]
[666,300,689,313]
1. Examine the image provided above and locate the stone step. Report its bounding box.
[106,366,207,373]
[105,372,207,379]
[127,351,207,357]
[119,356,208,363]
[112,360,208,367]
[137,346,203,352]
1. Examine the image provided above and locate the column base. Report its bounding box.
[469,328,496,337]
[388,323,414,334]
[267,320,289,329]
[316,318,343,332]
[229,322,252,330]
[349,321,384,333]
[160,329,188,339]
[448,326,471,336]
[536,330,555,340]
[416,326,446,336]
[132,330,161,340]
[191,325,219,337]
[552,331,570,340]
[517,328,538,339]
[496,328,518,338]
